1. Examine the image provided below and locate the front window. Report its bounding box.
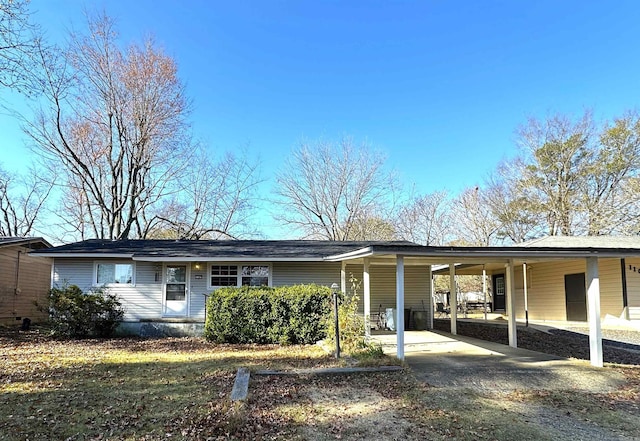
[241,265,269,286]
[96,263,133,285]
[210,265,239,287]
[209,264,270,288]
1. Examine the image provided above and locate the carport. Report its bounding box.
[325,243,640,368]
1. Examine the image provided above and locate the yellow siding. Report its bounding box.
[0,246,52,325]
[345,263,431,326]
[518,258,623,321]
[625,258,640,309]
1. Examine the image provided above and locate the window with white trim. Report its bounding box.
[95,262,134,285]
[241,265,269,286]
[210,265,238,287]
[209,264,270,288]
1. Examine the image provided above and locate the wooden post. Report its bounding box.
[586,257,603,367]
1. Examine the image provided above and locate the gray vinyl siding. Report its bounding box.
[53,258,163,321]
[272,261,342,286]
[52,258,432,325]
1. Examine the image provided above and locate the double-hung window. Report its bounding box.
[209,264,270,288]
[95,262,134,286]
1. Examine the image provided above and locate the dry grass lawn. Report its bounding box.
[1,329,639,440]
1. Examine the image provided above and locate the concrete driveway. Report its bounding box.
[371,330,624,392]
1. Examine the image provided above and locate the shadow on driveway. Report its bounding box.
[372,330,624,392]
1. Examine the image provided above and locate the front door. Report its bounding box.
[164,264,189,316]
[565,273,587,321]
[493,274,505,311]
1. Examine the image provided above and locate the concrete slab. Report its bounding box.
[371,330,625,393]
[230,367,250,401]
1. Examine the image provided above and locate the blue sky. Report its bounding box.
[2,0,640,238]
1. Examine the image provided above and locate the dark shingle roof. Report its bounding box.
[521,236,640,249]
[0,237,51,249]
[33,239,416,260]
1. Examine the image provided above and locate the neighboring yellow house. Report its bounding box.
[0,237,52,326]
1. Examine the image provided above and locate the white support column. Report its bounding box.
[586,257,603,367]
[340,261,346,294]
[506,260,517,348]
[396,255,405,360]
[482,267,488,322]
[449,263,457,335]
[428,265,434,330]
[363,258,371,340]
[523,263,529,327]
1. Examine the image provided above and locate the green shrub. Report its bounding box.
[204,284,332,344]
[324,273,368,354]
[44,284,124,338]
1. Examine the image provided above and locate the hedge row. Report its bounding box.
[203,284,332,344]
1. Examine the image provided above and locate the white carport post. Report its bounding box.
[586,257,603,367]
[340,261,346,294]
[363,258,371,340]
[428,265,434,330]
[449,263,457,335]
[396,255,405,360]
[506,260,517,348]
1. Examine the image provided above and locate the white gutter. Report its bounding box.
[323,247,373,262]
[132,256,325,262]
[29,253,134,258]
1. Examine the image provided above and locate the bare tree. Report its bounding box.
[485,164,544,244]
[345,212,397,241]
[451,186,499,246]
[0,165,53,236]
[0,0,41,92]
[146,149,261,239]
[396,190,451,245]
[24,13,191,240]
[274,137,396,240]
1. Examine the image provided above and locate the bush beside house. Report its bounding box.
[44,285,124,338]
[204,284,332,344]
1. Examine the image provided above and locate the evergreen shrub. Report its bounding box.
[203,284,332,344]
[45,284,124,338]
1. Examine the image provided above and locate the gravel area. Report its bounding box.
[433,319,640,365]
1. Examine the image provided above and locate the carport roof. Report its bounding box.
[323,239,640,264]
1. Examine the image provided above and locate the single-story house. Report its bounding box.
[0,237,52,325]
[31,239,433,337]
[32,237,640,367]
